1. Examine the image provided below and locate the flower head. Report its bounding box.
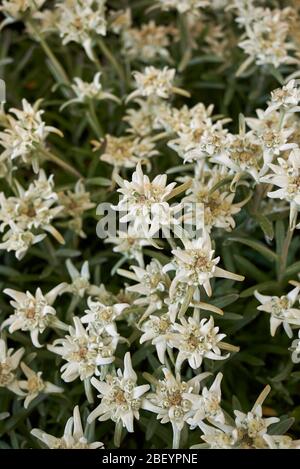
[55,0,107,61]
[165,231,244,297]
[81,297,128,335]
[144,368,209,448]
[114,162,181,237]
[0,339,24,396]
[127,67,189,102]
[156,0,208,15]
[88,352,150,433]
[62,260,101,297]
[0,100,62,173]
[0,171,64,259]
[255,287,300,338]
[47,317,118,382]
[19,362,63,408]
[260,149,300,228]
[290,329,300,363]
[3,284,67,347]
[267,80,300,114]
[0,0,45,24]
[62,73,120,109]
[31,406,104,448]
[170,316,233,370]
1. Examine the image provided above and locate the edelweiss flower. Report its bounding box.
[170,315,236,370]
[109,8,131,34]
[55,0,107,61]
[0,171,64,259]
[114,162,184,237]
[260,149,300,227]
[122,21,178,63]
[81,297,128,335]
[0,0,45,26]
[127,67,190,102]
[140,313,173,363]
[2,284,68,347]
[58,180,95,238]
[212,130,265,182]
[30,8,60,35]
[31,405,104,449]
[118,259,170,321]
[159,102,212,135]
[62,260,101,298]
[155,0,208,15]
[236,7,298,73]
[124,99,167,137]
[165,231,244,298]
[233,404,279,449]
[0,338,24,396]
[48,317,118,382]
[290,329,300,363]
[192,421,238,449]
[143,369,209,448]
[203,23,233,60]
[99,135,158,178]
[62,73,120,109]
[165,280,192,322]
[267,80,300,114]
[183,169,243,232]
[187,373,225,427]
[194,385,282,449]
[88,352,150,433]
[0,227,45,260]
[19,362,63,408]
[166,104,229,163]
[255,287,300,338]
[0,99,62,173]
[254,123,296,165]
[105,225,154,268]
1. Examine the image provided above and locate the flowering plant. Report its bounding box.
[1,0,300,451]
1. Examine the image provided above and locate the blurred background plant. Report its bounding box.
[0,0,300,449]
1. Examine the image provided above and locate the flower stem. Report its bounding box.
[172,427,181,449]
[87,100,104,137]
[278,226,294,282]
[97,38,126,84]
[28,20,70,86]
[178,13,193,72]
[41,148,82,179]
[114,420,123,448]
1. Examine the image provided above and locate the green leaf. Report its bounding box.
[240,281,280,298]
[268,417,295,435]
[85,177,112,187]
[226,237,277,262]
[254,214,274,240]
[232,395,243,412]
[236,352,265,366]
[233,255,268,282]
[284,261,300,279]
[56,249,82,258]
[143,249,170,265]
[208,176,233,194]
[211,294,239,308]
[268,66,284,85]
[276,220,285,255]
[218,312,243,320]
[0,266,21,278]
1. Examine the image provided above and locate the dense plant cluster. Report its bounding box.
[1,0,300,450]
